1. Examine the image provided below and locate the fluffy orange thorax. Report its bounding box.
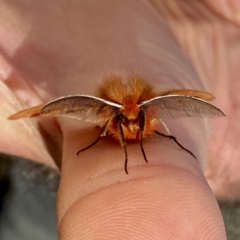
[97,76,156,104]
[98,76,157,141]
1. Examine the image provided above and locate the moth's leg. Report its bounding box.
[76,136,102,155]
[139,110,148,163]
[117,118,128,174]
[77,116,113,155]
[158,118,172,136]
[155,118,197,159]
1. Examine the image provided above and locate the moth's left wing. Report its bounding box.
[8,104,45,120]
[8,95,122,123]
[139,95,225,120]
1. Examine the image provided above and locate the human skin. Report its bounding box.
[1,0,240,239]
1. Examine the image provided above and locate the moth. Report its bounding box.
[8,77,225,174]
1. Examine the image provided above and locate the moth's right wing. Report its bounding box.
[157,89,215,101]
[8,95,122,123]
[139,95,225,120]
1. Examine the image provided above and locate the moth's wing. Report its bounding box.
[139,95,225,120]
[158,89,215,101]
[8,95,121,122]
[8,104,45,120]
[39,95,121,123]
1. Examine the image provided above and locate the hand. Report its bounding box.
[1,1,238,239]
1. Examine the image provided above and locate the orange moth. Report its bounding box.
[8,77,225,174]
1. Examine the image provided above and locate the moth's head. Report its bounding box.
[119,104,140,120]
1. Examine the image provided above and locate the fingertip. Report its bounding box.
[57,125,226,239]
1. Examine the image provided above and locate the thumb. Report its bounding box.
[57,119,226,240]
